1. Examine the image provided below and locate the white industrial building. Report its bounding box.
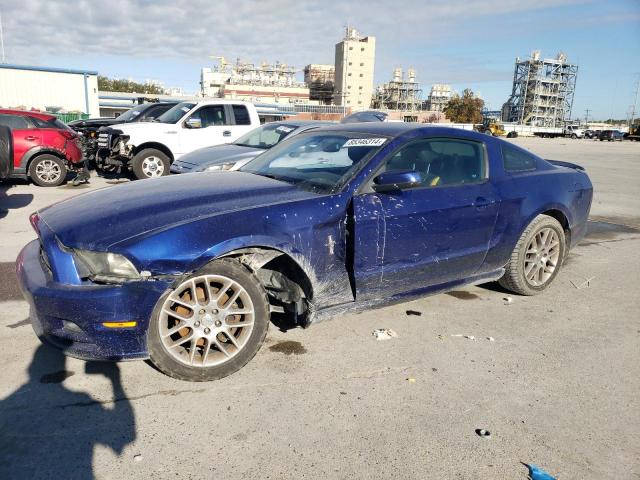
[0,64,100,116]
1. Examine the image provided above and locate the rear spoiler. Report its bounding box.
[547,159,586,172]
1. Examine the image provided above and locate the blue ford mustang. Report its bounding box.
[17,124,593,381]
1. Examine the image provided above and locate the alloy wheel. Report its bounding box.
[35,159,62,183]
[523,227,561,287]
[141,156,165,177]
[158,274,255,367]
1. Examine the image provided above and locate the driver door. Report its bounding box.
[352,137,500,300]
[180,105,231,153]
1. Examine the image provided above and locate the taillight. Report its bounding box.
[29,212,40,234]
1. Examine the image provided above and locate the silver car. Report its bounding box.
[170,120,333,174]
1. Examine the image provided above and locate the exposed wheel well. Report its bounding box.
[133,143,174,162]
[541,209,571,248]
[216,247,314,328]
[26,151,68,175]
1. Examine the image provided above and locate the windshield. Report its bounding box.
[239,132,388,194]
[116,104,148,123]
[234,123,300,149]
[156,102,196,124]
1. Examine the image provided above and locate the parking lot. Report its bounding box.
[0,137,638,479]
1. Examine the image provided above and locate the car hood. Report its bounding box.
[176,144,262,168]
[38,172,317,250]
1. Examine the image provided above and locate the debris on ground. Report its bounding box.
[133,454,143,462]
[451,334,476,340]
[487,336,495,342]
[406,377,416,383]
[372,328,399,341]
[570,276,596,289]
[524,463,556,480]
[475,428,491,438]
[504,296,513,305]
[405,309,422,316]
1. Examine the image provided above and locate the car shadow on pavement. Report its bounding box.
[0,183,34,220]
[0,344,136,479]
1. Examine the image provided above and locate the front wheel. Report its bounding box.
[571,134,577,139]
[498,215,566,295]
[148,259,270,381]
[132,148,170,179]
[29,154,67,187]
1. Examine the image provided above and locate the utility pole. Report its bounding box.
[630,74,640,127]
[584,108,591,126]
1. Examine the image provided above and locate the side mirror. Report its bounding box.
[372,170,422,192]
[184,118,202,129]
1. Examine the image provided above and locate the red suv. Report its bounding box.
[0,109,83,186]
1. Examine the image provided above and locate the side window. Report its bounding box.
[0,114,30,130]
[384,138,486,187]
[232,105,251,125]
[502,145,537,172]
[188,105,228,128]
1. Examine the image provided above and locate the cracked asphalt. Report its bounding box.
[0,138,638,479]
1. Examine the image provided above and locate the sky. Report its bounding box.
[1,0,639,120]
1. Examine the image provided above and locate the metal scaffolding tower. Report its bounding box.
[504,51,578,127]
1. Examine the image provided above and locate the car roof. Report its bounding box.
[272,120,334,128]
[304,122,498,143]
[310,121,423,137]
[0,108,56,120]
[196,99,254,106]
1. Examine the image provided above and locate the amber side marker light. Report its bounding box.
[102,321,137,328]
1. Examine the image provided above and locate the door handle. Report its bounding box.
[25,136,37,141]
[223,130,232,137]
[473,196,494,209]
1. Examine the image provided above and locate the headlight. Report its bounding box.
[203,162,234,172]
[73,249,140,280]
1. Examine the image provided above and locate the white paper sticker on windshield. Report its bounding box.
[181,106,191,112]
[343,138,387,148]
[276,126,295,134]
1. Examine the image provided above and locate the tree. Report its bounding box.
[98,76,164,94]
[443,89,484,123]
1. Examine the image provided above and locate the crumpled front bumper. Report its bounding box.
[16,239,172,361]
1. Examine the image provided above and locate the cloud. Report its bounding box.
[2,0,585,66]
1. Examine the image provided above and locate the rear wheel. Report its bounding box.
[571,133,577,139]
[29,154,66,187]
[148,259,270,381]
[131,148,170,179]
[499,215,566,295]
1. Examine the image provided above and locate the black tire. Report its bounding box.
[148,258,270,381]
[498,215,566,296]
[0,125,11,179]
[571,134,577,139]
[506,131,518,138]
[28,154,67,187]
[131,148,170,180]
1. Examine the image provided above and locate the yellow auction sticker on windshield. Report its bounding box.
[343,138,387,147]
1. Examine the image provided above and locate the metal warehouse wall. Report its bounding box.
[0,66,100,117]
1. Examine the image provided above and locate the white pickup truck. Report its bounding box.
[96,100,260,179]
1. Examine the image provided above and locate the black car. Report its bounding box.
[599,129,624,141]
[68,102,178,169]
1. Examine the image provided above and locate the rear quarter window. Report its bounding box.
[502,144,537,172]
[232,105,251,125]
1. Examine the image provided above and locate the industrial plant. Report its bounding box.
[372,67,422,112]
[200,57,310,104]
[502,50,578,127]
